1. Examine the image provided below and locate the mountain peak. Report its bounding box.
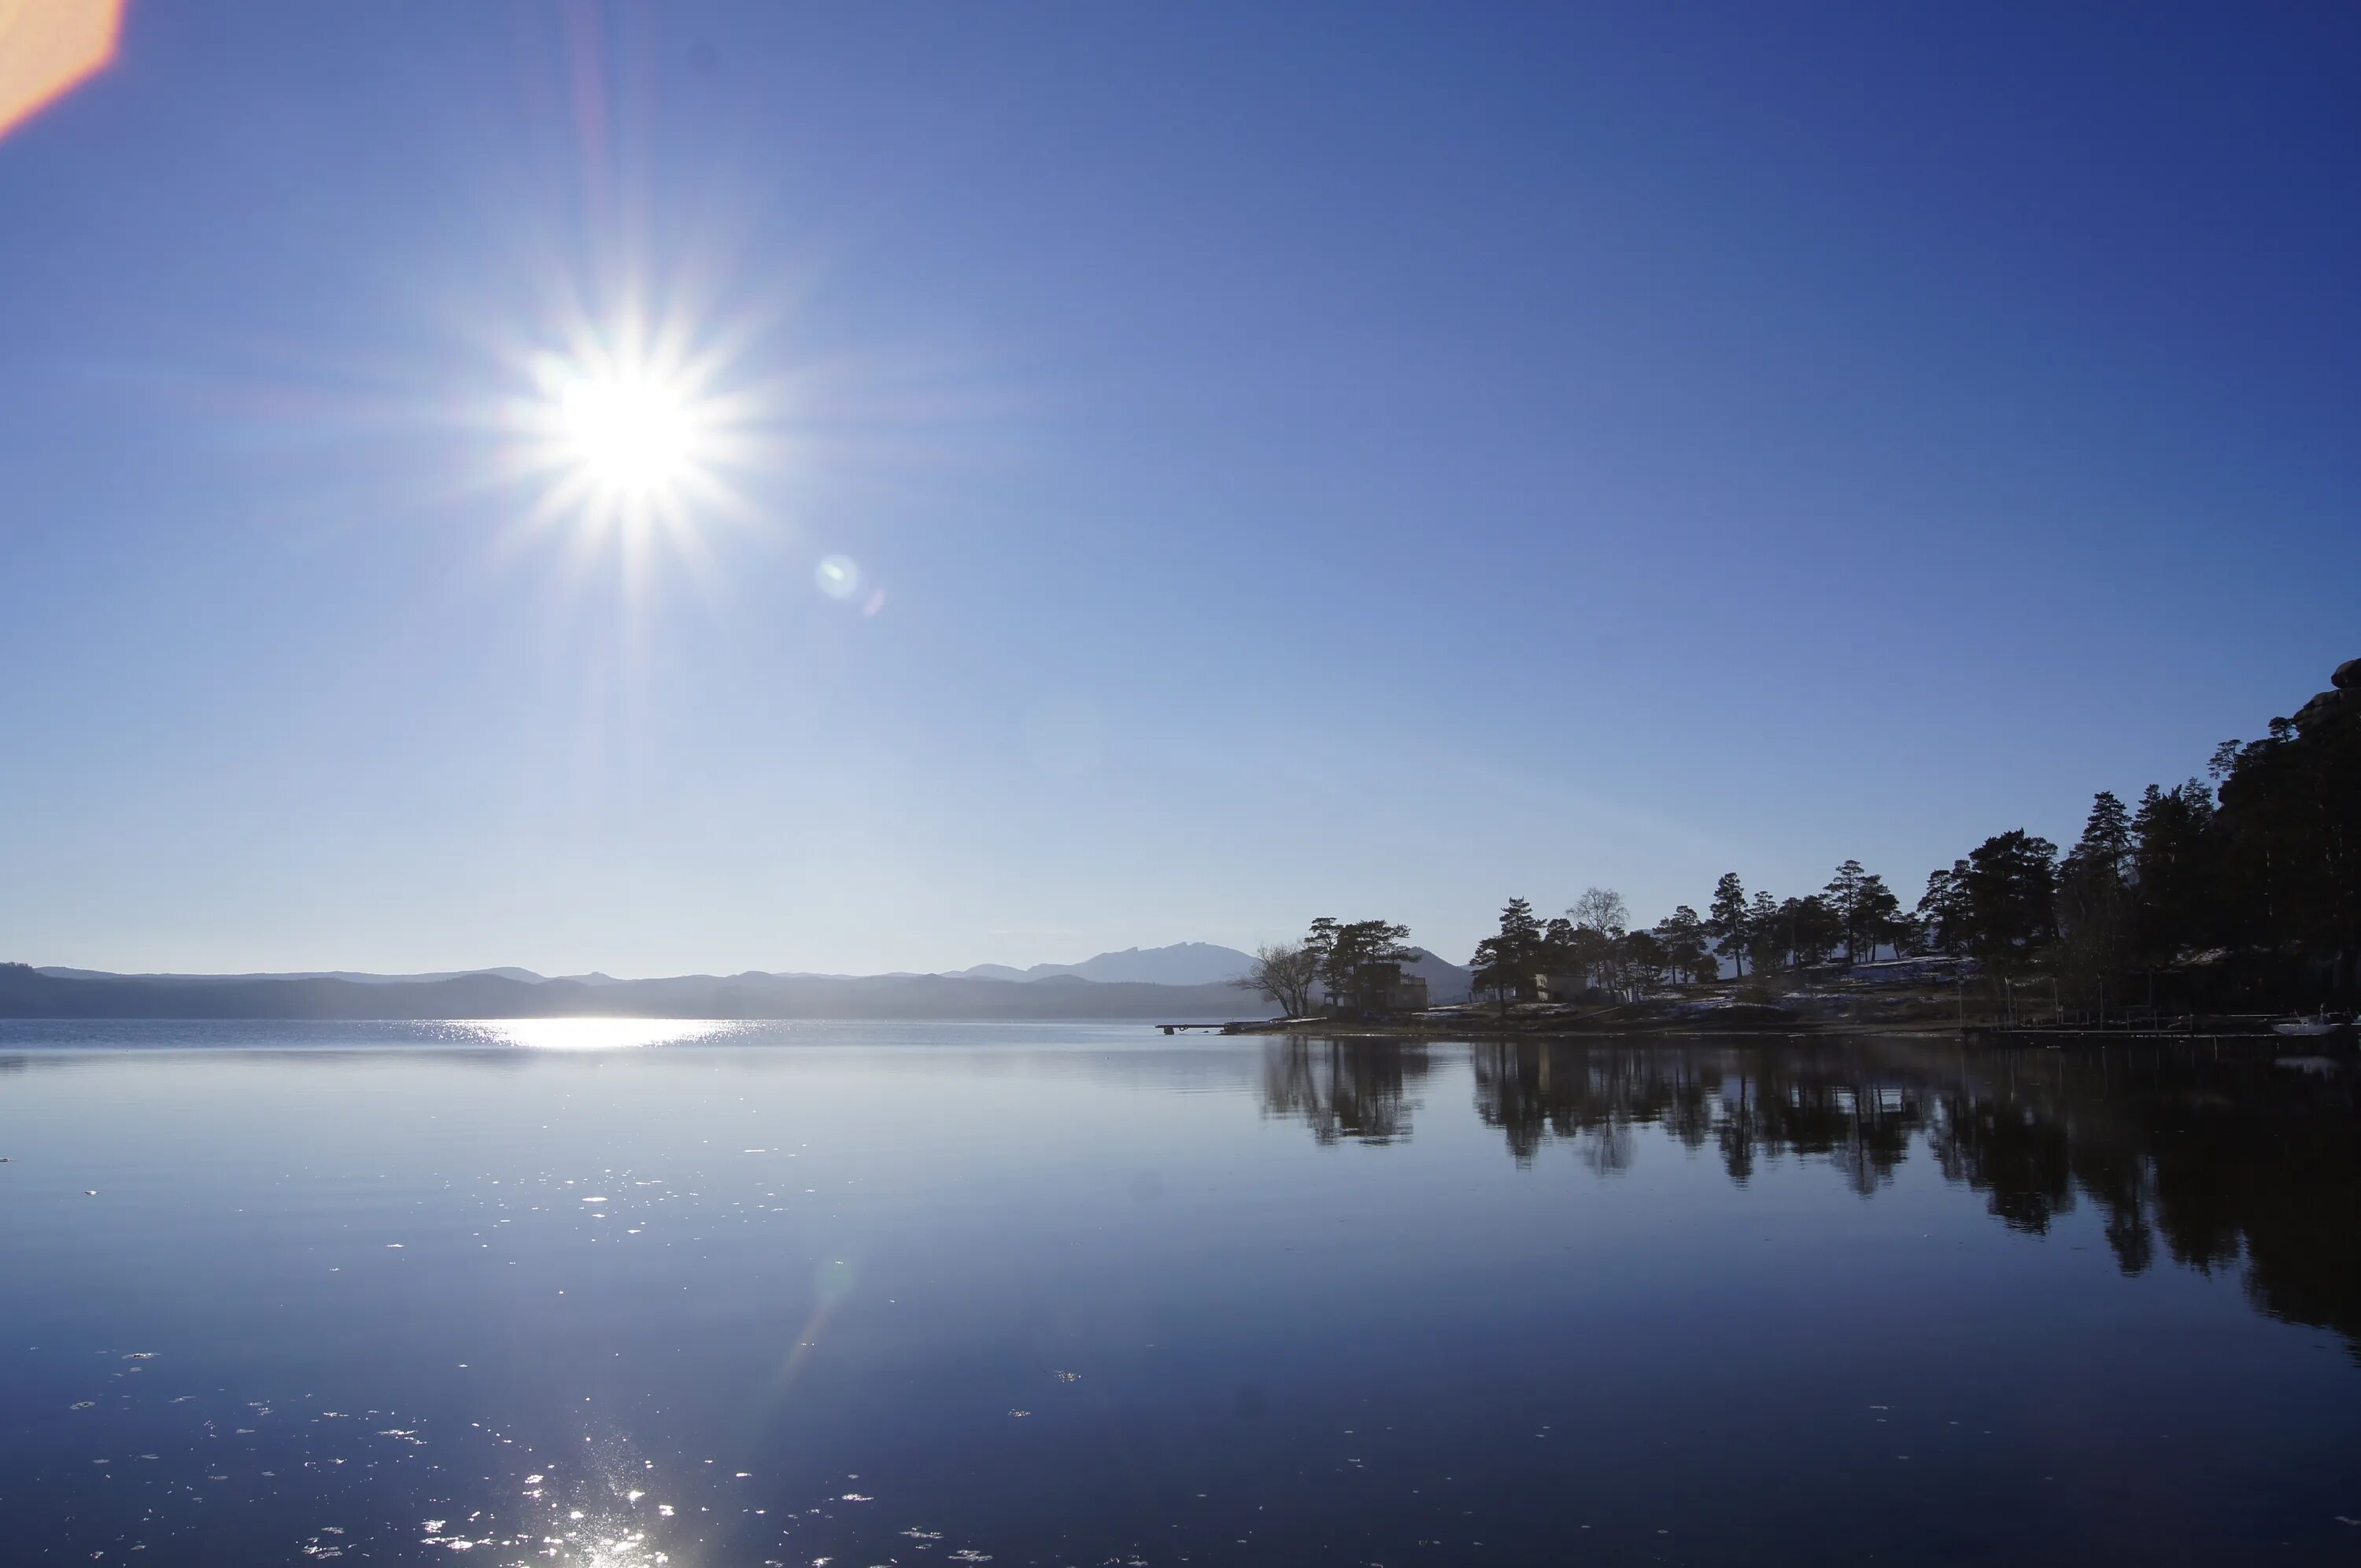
[950,942,1254,987]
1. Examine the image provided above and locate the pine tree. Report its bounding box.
[1852,874,1902,960]
[1653,905,1713,983]
[1469,898,1543,1014]
[1745,889,1782,974]
[1707,873,1750,979]
[1823,860,1868,963]
[2130,782,2214,961]
[1780,895,1843,968]
[1496,897,1542,954]
[2074,791,2134,880]
[1919,862,1971,954]
[2056,793,2137,1011]
[1959,830,2060,965]
[1317,919,1415,1016]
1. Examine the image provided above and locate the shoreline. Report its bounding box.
[1188,1016,2341,1047]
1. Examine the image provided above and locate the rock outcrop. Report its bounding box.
[2292,658,2361,731]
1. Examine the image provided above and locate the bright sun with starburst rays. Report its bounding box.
[507,310,752,553]
[556,369,697,500]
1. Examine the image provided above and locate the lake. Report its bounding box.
[3,1020,2357,1565]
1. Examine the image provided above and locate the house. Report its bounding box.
[1327,965,1429,1016]
[1536,972,1603,1005]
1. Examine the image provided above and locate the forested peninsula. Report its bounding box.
[1237,655,2359,1035]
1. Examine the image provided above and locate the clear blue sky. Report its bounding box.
[2,2,2355,977]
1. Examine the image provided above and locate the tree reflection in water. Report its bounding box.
[1258,1037,1431,1144]
[1264,1035,2361,1356]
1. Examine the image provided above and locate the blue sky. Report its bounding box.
[2,2,2355,976]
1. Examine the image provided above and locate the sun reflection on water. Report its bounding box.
[456,1018,747,1052]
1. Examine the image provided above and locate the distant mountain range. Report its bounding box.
[25,943,1258,990]
[950,941,1472,1001]
[1398,946,1474,1004]
[948,943,1256,987]
[6,941,1472,1021]
[1,964,1264,1022]
[33,965,552,987]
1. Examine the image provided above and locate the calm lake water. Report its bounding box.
[3,1021,2358,1566]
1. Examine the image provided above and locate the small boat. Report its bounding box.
[2270,1013,2353,1040]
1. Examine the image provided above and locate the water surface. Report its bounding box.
[3,1020,2357,1564]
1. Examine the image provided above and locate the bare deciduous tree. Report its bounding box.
[1234,941,1321,1018]
[1568,887,1633,997]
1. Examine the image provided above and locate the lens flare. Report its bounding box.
[814,555,860,600]
[0,0,121,142]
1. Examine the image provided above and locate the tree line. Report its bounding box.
[1470,865,1916,1012]
[1237,917,1417,1019]
[1890,654,2358,1009]
[1240,656,2359,1017]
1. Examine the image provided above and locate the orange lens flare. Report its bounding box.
[0,0,122,142]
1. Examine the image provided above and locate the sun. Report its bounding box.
[499,304,752,550]
[538,352,719,513]
[555,370,696,500]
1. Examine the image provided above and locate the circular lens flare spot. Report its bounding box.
[815,555,861,600]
